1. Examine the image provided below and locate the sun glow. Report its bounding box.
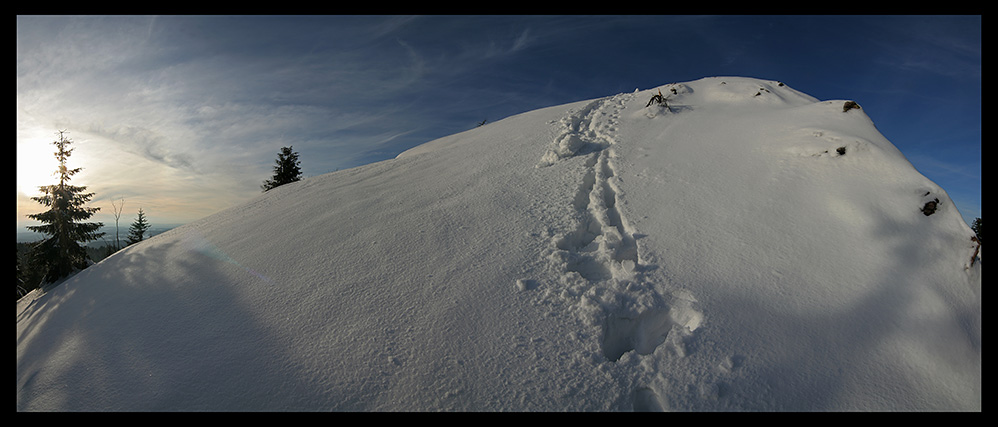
[17,136,60,197]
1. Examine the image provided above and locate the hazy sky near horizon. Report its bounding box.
[17,15,981,232]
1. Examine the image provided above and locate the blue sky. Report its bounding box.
[17,15,981,232]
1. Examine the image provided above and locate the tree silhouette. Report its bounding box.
[110,197,124,251]
[127,208,151,245]
[26,131,104,282]
[261,146,303,192]
[971,217,981,244]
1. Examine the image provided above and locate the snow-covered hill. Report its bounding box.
[16,77,981,411]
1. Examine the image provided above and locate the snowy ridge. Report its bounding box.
[17,77,980,411]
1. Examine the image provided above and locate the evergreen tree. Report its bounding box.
[25,131,104,282]
[17,244,36,299]
[971,217,982,244]
[17,241,49,298]
[127,208,151,245]
[261,146,303,192]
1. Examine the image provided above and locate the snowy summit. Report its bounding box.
[16,77,981,411]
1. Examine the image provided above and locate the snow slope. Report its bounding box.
[16,77,981,411]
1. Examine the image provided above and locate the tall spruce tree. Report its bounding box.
[261,146,303,192]
[26,131,104,282]
[126,208,151,245]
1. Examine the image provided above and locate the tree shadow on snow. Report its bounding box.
[16,233,332,411]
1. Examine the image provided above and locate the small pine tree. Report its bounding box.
[261,146,303,192]
[26,131,104,282]
[126,208,151,245]
[971,217,982,244]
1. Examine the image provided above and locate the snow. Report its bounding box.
[16,77,981,411]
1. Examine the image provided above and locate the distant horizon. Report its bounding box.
[16,222,184,242]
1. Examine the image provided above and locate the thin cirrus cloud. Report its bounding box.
[17,15,980,231]
[17,16,517,229]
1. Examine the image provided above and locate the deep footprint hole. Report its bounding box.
[601,307,673,362]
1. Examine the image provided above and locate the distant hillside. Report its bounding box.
[16,224,183,246]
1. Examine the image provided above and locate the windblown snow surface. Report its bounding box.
[17,77,981,411]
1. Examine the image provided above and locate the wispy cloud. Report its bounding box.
[906,153,981,182]
[17,15,980,230]
[87,124,198,172]
[864,16,981,81]
[394,38,428,86]
[477,27,534,59]
[511,28,532,53]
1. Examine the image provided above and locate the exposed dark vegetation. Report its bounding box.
[261,146,303,192]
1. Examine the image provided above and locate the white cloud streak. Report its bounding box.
[17,15,980,230]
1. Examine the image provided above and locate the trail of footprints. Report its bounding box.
[553,148,637,282]
[535,92,703,383]
[540,95,637,284]
[530,84,912,409]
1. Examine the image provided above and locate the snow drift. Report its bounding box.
[17,77,981,411]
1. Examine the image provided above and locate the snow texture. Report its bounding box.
[17,77,981,411]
